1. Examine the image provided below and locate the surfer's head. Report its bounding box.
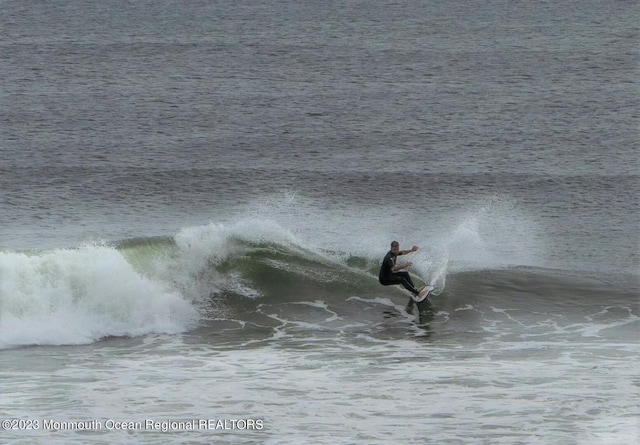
[390,241,400,255]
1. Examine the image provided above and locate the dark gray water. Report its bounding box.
[1,1,638,443]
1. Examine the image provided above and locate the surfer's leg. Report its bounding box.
[394,272,419,295]
[380,275,418,295]
[396,271,416,288]
[398,277,419,295]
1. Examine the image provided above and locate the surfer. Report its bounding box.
[378,241,427,311]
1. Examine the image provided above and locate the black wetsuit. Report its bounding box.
[378,250,419,296]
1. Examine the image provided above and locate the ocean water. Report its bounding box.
[1,0,638,444]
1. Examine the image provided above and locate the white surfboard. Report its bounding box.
[413,285,435,303]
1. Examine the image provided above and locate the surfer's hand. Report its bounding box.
[411,246,418,252]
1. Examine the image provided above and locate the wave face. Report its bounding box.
[1,206,637,349]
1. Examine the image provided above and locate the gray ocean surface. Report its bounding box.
[1,1,638,444]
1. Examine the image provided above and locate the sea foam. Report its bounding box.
[0,244,198,349]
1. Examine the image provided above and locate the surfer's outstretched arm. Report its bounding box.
[397,245,419,256]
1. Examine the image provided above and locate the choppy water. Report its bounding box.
[1,0,638,444]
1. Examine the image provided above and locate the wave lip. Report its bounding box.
[0,244,199,349]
